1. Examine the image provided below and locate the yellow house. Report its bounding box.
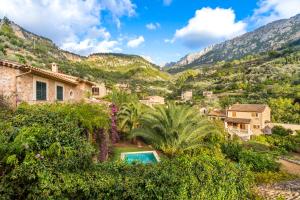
[0,59,95,107]
[225,104,271,140]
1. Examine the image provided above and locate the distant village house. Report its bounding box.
[203,91,213,98]
[92,83,107,98]
[181,90,193,101]
[139,96,165,107]
[208,109,226,121]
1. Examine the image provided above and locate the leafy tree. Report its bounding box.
[269,98,300,124]
[108,89,139,107]
[131,103,222,156]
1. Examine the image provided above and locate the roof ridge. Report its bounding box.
[0,59,94,85]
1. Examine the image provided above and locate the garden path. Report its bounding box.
[256,179,300,200]
[256,159,300,199]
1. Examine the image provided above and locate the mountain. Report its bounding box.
[167,13,300,73]
[164,46,214,68]
[0,17,170,88]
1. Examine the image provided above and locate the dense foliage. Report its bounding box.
[131,103,223,156]
[221,141,279,172]
[0,104,255,199]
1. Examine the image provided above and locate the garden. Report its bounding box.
[0,92,299,199]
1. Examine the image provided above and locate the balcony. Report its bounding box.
[227,128,253,141]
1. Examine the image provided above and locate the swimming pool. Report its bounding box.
[121,151,160,164]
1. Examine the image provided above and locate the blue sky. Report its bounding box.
[0,0,300,65]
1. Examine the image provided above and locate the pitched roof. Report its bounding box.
[0,59,94,86]
[208,110,226,117]
[225,117,251,124]
[227,104,268,112]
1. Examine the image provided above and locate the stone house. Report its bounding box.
[0,59,95,107]
[208,109,226,121]
[139,96,165,107]
[181,90,193,101]
[225,104,271,140]
[92,83,107,98]
[203,91,213,98]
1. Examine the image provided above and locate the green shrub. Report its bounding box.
[221,141,243,162]
[0,104,254,199]
[272,126,293,136]
[255,171,298,184]
[222,141,279,172]
[0,43,6,55]
[239,150,279,172]
[0,154,254,199]
[265,134,299,153]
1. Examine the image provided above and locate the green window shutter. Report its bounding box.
[56,86,63,101]
[36,81,47,100]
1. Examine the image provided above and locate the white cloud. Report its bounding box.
[0,0,136,55]
[127,36,145,48]
[101,0,136,28]
[61,39,121,56]
[146,22,160,30]
[251,0,300,26]
[163,0,172,6]
[171,7,247,49]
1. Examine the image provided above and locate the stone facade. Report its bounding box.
[225,104,271,140]
[0,60,94,107]
[140,96,165,107]
[181,90,193,101]
[92,83,107,98]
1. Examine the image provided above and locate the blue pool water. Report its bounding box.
[124,152,158,164]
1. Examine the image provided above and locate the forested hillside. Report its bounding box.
[0,17,170,94]
[169,46,300,123]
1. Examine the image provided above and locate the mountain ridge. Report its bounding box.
[0,17,169,86]
[167,13,300,73]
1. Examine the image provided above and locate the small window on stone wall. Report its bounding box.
[70,90,74,98]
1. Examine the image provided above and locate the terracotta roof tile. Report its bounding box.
[228,104,267,112]
[208,110,226,117]
[0,59,94,86]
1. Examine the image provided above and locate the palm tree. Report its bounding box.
[118,102,146,134]
[130,103,221,156]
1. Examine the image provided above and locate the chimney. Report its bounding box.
[51,63,58,73]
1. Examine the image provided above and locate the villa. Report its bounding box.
[203,91,213,98]
[0,59,96,107]
[139,95,165,107]
[181,90,193,101]
[208,109,226,121]
[225,104,271,140]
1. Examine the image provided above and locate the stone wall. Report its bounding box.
[1,65,93,107]
[0,66,17,107]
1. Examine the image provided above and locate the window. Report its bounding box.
[36,81,47,101]
[92,87,100,96]
[240,124,246,130]
[251,112,258,117]
[69,90,74,98]
[253,125,260,129]
[232,111,236,117]
[56,85,64,101]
